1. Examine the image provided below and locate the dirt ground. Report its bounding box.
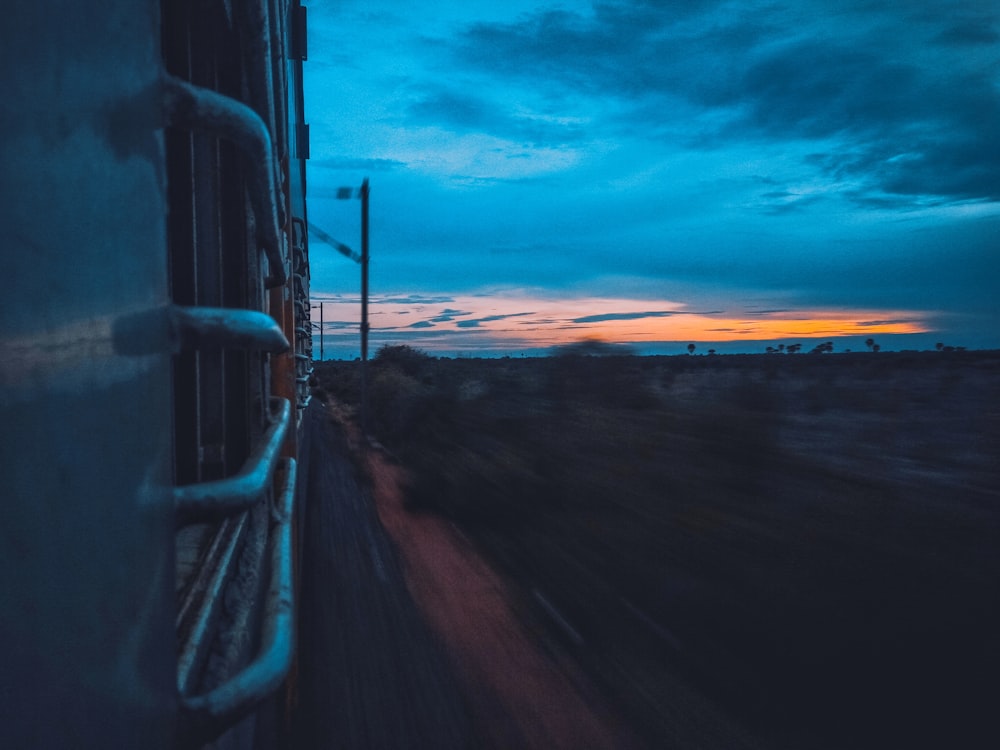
[329,403,645,750]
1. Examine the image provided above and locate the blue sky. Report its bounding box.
[303,0,1000,357]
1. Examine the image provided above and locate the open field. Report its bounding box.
[315,349,1000,750]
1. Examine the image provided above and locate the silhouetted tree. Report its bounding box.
[935,342,944,351]
[865,337,875,351]
[708,349,716,355]
[872,343,880,353]
[687,343,696,355]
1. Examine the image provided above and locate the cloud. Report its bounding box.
[379,294,456,305]
[857,319,919,328]
[456,312,535,328]
[429,308,474,323]
[573,310,677,323]
[934,20,1000,46]
[568,309,722,323]
[743,308,792,316]
[739,46,1000,202]
[451,2,729,99]
[407,88,589,146]
[314,320,358,330]
[442,1,1000,205]
[376,125,583,181]
[312,157,407,172]
[755,188,828,215]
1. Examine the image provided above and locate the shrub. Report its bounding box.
[372,344,432,376]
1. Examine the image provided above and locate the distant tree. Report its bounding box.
[708,349,716,356]
[687,343,696,355]
[778,344,785,353]
[865,337,875,351]
[786,343,802,354]
[935,342,944,351]
[766,346,777,354]
[872,343,880,353]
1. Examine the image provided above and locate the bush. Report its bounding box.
[372,344,432,376]
[368,366,435,443]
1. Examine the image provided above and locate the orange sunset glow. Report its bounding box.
[312,291,933,354]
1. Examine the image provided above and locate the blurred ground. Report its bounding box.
[292,402,642,748]
[291,405,472,748]
[356,416,646,750]
[314,349,1000,749]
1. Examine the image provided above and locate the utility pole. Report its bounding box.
[360,178,370,435]
[310,179,370,432]
[310,302,324,361]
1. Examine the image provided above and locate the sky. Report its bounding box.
[303,0,1000,358]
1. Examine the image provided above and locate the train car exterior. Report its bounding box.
[1,1,313,746]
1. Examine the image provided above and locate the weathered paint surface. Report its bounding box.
[0,2,177,746]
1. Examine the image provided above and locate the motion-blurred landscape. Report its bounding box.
[315,347,999,750]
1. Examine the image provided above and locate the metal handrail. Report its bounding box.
[174,398,291,524]
[179,458,297,741]
[163,74,286,287]
[175,515,248,695]
[170,305,289,353]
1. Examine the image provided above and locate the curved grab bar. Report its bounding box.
[175,515,248,696]
[174,398,291,524]
[179,458,297,741]
[163,74,286,288]
[170,305,289,353]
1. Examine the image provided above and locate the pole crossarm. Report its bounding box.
[309,224,361,264]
